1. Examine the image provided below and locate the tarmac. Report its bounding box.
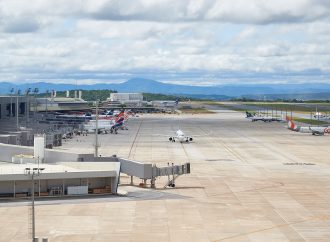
[216,102,330,122]
[1,107,330,241]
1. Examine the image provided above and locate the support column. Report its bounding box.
[62,179,65,196]
[38,179,40,197]
[13,180,16,198]
[150,178,156,189]
[16,96,19,131]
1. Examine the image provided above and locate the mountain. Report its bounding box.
[0,78,330,99]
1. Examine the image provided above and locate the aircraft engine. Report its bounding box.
[169,137,173,141]
[189,137,193,142]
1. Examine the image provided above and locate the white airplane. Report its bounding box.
[246,111,285,122]
[313,112,330,120]
[83,121,114,134]
[313,112,326,119]
[287,119,330,136]
[309,126,330,135]
[83,116,125,134]
[154,127,209,143]
[169,130,193,143]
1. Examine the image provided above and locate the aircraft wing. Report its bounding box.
[188,132,211,137]
[152,134,171,137]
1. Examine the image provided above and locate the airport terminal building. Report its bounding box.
[0,138,121,198]
[108,93,144,107]
[0,96,29,121]
[0,162,119,197]
[109,93,143,102]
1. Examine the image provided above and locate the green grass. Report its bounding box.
[240,102,330,112]
[209,103,251,112]
[202,102,329,120]
[201,101,221,106]
[292,117,329,126]
[143,93,193,101]
[179,108,215,114]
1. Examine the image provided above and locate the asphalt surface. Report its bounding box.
[0,109,330,241]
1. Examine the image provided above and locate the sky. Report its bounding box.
[0,0,330,86]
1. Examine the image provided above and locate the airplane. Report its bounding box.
[114,110,131,130]
[102,110,113,116]
[313,112,326,119]
[287,119,330,136]
[83,116,125,134]
[169,130,193,143]
[309,126,330,135]
[312,112,330,120]
[246,111,285,122]
[110,116,126,132]
[89,110,132,123]
[60,110,124,120]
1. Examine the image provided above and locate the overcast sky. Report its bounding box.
[1,0,330,85]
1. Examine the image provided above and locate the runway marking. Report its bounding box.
[128,120,143,159]
[222,125,304,164]
[180,142,191,162]
[206,181,285,198]
[213,217,312,242]
[199,126,247,163]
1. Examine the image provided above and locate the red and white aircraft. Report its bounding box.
[287,118,330,136]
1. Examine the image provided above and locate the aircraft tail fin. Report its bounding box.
[288,119,300,131]
[285,116,292,121]
[246,111,253,118]
[115,111,125,122]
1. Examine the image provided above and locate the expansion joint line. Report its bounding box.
[128,120,143,159]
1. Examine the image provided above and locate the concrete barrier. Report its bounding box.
[0,143,94,163]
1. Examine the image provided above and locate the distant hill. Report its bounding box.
[0,78,330,99]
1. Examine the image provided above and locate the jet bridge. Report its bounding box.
[119,158,190,188]
[153,162,191,188]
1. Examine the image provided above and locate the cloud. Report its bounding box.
[206,0,330,24]
[0,0,329,85]
[1,0,330,26]
[2,17,40,33]
[78,0,330,24]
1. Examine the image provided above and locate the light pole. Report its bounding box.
[10,88,14,118]
[25,88,31,127]
[94,100,100,157]
[33,88,39,119]
[45,90,49,115]
[24,166,45,242]
[16,89,21,131]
